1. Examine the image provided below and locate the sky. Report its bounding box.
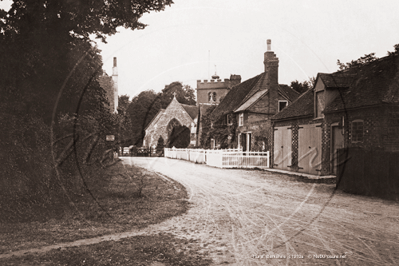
[1,0,399,100]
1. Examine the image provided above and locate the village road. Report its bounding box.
[123,157,399,266]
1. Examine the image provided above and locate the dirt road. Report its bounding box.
[125,157,399,266]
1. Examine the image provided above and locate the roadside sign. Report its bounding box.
[106,135,115,141]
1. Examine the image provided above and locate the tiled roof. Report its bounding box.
[318,73,356,88]
[272,89,314,120]
[324,55,399,113]
[210,74,262,120]
[181,104,198,120]
[278,84,301,102]
[234,90,267,112]
[273,54,399,120]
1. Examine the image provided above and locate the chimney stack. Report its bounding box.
[263,39,279,85]
[112,57,118,113]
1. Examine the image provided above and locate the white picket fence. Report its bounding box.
[164,148,269,169]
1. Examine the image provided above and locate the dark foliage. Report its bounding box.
[0,0,174,221]
[289,80,312,94]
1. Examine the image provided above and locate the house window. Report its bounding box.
[239,113,244,126]
[315,91,324,118]
[351,120,364,143]
[278,100,288,112]
[227,114,232,125]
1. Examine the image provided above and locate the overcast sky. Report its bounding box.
[2,0,399,99]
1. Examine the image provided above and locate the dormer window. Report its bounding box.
[278,100,288,112]
[315,90,325,118]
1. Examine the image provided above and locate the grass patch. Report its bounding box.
[0,233,212,266]
[0,161,189,254]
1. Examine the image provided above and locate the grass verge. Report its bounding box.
[0,161,196,262]
[0,233,212,266]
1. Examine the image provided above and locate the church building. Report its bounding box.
[143,74,241,149]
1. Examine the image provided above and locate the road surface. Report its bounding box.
[123,157,399,266]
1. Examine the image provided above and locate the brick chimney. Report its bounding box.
[264,39,279,87]
[112,57,118,113]
[229,74,241,87]
[263,40,279,114]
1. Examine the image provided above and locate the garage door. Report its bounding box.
[298,124,322,175]
[273,126,292,170]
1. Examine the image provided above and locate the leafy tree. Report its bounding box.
[0,0,174,124]
[290,80,312,94]
[118,94,131,114]
[126,90,161,146]
[158,82,196,108]
[337,53,378,70]
[387,43,399,56]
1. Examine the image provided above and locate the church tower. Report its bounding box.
[112,57,118,113]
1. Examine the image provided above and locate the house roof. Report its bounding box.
[273,54,399,120]
[278,84,301,101]
[181,104,198,120]
[210,74,262,120]
[324,55,399,113]
[318,73,356,88]
[272,89,314,120]
[211,71,301,119]
[234,90,267,113]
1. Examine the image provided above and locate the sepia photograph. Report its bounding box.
[1,0,398,265]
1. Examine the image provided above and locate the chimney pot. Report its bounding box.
[267,39,271,51]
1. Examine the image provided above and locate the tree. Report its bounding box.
[337,53,378,70]
[156,136,165,154]
[289,80,312,94]
[126,90,161,145]
[118,95,131,114]
[387,43,399,56]
[0,0,174,124]
[158,82,196,108]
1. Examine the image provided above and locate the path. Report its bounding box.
[126,157,399,266]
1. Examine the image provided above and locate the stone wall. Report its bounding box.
[144,98,195,148]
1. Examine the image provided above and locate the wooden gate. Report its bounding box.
[298,124,322,174]
[273,126,292,170]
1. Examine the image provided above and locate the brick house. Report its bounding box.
[209,40,300,151]
[271,54,399,175]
